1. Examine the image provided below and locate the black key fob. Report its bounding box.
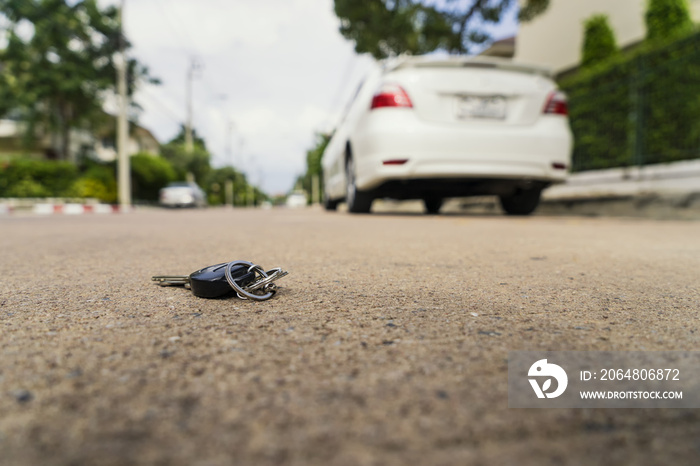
[189,262,256,298]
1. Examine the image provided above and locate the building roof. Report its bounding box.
[479,36,516,58]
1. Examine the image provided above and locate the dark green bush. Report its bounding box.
[646,0,693,42]
[68,164,118,202]
[582,14,618,68]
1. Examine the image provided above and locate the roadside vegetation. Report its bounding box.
[0,135,265,206]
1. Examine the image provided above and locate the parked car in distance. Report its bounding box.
[285,190,308,209]
[321,55,573,215]
[159,181,207,208]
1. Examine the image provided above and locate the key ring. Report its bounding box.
[225,260,277,301]
[244,267,288,292]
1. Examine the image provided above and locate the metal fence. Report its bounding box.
[561,32,700,172]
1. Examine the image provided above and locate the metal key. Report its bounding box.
[152,260,288,301]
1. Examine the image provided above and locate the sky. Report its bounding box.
[105,0,518,195]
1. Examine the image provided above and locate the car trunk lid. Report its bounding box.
[387,57,556,126]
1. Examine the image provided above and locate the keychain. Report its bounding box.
[152,260,288,301]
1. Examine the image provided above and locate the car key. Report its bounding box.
[152,262,257,298]
[152,260,288,300]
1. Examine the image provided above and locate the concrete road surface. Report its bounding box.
[1,208,699,465]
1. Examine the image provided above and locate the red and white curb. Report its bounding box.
[0,203,123,215]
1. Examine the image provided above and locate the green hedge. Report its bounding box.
[0,154,177,203]
[66,164,118,203]
[560,31,700,171]
[0,159,78,197]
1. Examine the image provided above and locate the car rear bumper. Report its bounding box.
[160,195,198,207]
[352,112,572,191]
[160,200,196,207]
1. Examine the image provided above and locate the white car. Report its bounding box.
[286,191,308,208]
[321,55,573,215]
[159,181,207,208]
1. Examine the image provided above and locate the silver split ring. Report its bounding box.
[225,260,276,301]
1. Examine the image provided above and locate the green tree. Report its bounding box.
[160,127,211,184]
[130,153,176,201]
[581,14,618,68]
[645,0,694,42]
[205,166,248,206]
[160,127,266,205]
[164,124,209,150]
[299,133,331,201]
[0,0,155,159]
[334,0,550,59]
[160,143,211,185]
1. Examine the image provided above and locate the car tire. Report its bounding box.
[423,197,443,214]
[345,157,373,214]
[499,188,542,216]
[323,192,339,211]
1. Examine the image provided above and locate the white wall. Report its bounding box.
[515,0,700,72]
[0,120,22,138]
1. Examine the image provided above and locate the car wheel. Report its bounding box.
[345,157,373,214]
[423,197,443,214]
[499,188,542,216]
[323,191,339,211]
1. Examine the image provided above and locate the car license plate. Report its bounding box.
[455,95,507,120]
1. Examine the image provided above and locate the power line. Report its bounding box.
[143,0,235,154]
[139,85,184,124]
[151,0,202,54]
[147,0,226,101]
[329,53,358,115]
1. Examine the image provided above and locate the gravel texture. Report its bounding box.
[0,208,699,465]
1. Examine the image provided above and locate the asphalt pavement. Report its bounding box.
[1,207,699,465]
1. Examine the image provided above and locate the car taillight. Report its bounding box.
[543,91,569,115]
[543,91,568,115]
[370,83,413,110]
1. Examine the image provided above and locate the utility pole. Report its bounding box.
[225,179,233,208]
[185,58,201,153]
[312,174,320,205]
[226,120,235,207]
[225,120,234,165]
[117,0,131,211]
[247,155,256,208]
